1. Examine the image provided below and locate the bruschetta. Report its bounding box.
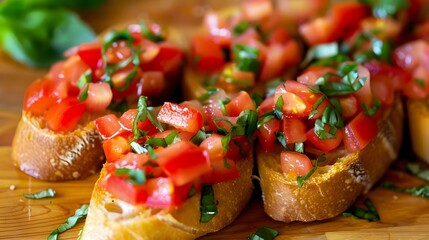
[182,0,302,101]
[81,91,257,239]
[11,22,185,181]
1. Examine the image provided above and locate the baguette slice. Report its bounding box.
[257,96,404,222]
[407,98,429,163]
[11,112,104,181]
[81,148,254,240]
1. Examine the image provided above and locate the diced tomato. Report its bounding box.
[203,11,232,47]
[297,66,337,86]
[157,102,204,134]
[275,0,328,22]
[299,17,334,46]
[371,79,394,106]
[203,101,225,131]
[145,177,180,208]
[180,100,205,122]
[82,82,113,112]
[202,157,239,184]
[256,118,281,151]
[363,60,410,91]
[306,125,343,152]
[213,116,238,133]
[141,43,184,75]
[266,27,291,45]
[280,151,313,176]
[118,109,137,130]
[44,97,86,132]
[257,94,275,115]
[338,95,358,119]
[94,114,123,140]
[259,42,300,82]
[352,64,373,110]
[139,39,161,63]
[217,65,255,92]
[343,112,378,152]
[242,0,273,22]
[190,35,225,74]
[225,91,256,117]
[137,71,165,97]
[62,55,91,88]
[156,141,211,186]
[103,136,132,163]
[274,90,307,118]
[329,2,369,39]
[76,42,102,71]
[23,78,56,115]
[393,40,429,71]
[151,129,194,142]
[199,134,225,159]
[102,174,148,205]
[283,118,307,144]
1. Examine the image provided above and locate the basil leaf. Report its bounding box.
[274,96,284,120]
[108,99,128,114]
[133,96,163,141]
[275,132,287,149]
[200,184,217,223]
[23,188,56,199]
[78,83,89,102]
[198,87,220,102]
[0,0,105,15]
[190,130,210,146]
[236,109,258,142]
[301,42,339,68]
[252,92,264,107]
[382,181,429,197]
[188,185,197,198]
[362,96,381,116]
[297,155,326,188]
[233,21,250,35]
[140,21,164,43]
[232,43,261,75]
[248,226,279,240]
[115,168,146,185]
[47,204,89,240]
[265,79,284,97]
[360,0,409,18]
[406,162,429,182]
[0,9,96,68]
[342,201,380,221]
[294,142,304,153]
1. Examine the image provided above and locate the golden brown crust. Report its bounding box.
[257,96,404,222]
[11,111,104,181]
[81,150,254,240]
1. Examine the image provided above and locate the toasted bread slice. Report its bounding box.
[11,111,104,181]
[81,149,254,240]
[256,96,404,222]
[407,98,429,163]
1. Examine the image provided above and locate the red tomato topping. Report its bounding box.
[156,141,211,186]
[102,137,132,163]
[94,114,123,140]
[306,126,343,152]
[44,97,86,132]
[190,35,225,74]
[280,151,313,176]
[343,112,378,152]
[256,118,281,152]
[225,91,256,117]
[77,42,102,71]
[202,157,239,184]
[242,0,273,22]
[145,177,180,208]
[157,102,204,134]
[102,174,148,205]
[82,82,113,112]
[282,118,307,144]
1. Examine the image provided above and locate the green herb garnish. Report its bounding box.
[301,42,339,68]
[132,96,163,141]
[382,181,429,197]
[233,21,250,35]
[232,43,261,75]
[23,188,56,199]
[360,0,409,18]
[297,154,326,188]
[248,226,279,240]
[115,168,146,185]
[47,204,89,240]
[200,184,217,223]
[406,162,429,182]
[343,198,380,221]
[140,21,165,43]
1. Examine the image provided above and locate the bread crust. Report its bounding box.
[11,111,104,181]
[406,98,429,163]
[256,96,404,222]
[81,149,254,240]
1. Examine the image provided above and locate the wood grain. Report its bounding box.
[1,0,429,239]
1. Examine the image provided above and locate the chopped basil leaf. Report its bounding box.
[23,188,56,199]
[130,141,146,154]
[188,185,197,198]
[414,78,426,89]
[275,132,287,149]
[47,204,89,240]
[223,158,231,169]
[257,114,275,129]
[360,0,409,18]
[221,132,232,153]
[133,96,164,141]
[232,43,261,75]
[301,42,339,68]
[102,29,140,91]
[265,79,284,97]
[115,168,146,185]
[316,64,367,96]
[311,54,350,68]
[371,38,392,63]
[233,21,250,35]
[77,69,92,88]
[200,184,217,223]
[362,96,381,116]
[198,87,220,102]
[294,142,304,153]
[191,130,210,146]
[236,110,258,142]
[248,226,279,240]
[343,198,380,222]
[382,181,429,197]
[165,131,181,145]
[145,137,167,147]
[78,83,89,102]
[218,98,231,116]
[297,155,326,188]
[353,50,378,63]
[309,95,326,119]
[140,21,165,43]
[406,162,429,182]
[108,99,128,114]
[274,96,284,120]
[252,92,264,107]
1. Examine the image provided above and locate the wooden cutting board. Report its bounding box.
[1,0,429,239]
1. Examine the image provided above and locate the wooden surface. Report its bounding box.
[1,0,429,239]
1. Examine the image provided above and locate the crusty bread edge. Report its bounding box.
[256,96,404,222]
[81,149,254,240]
[407,98,429,164]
